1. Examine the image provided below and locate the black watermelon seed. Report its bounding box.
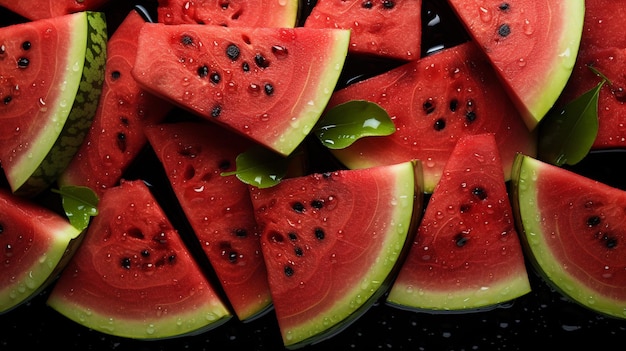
[472,187,488,200]
[120,116,130,126]
[311,199,324,209]
[21,41,31,50]
[233,228,247,237]
[120,257,131,269]
[498,23,511,37]
[433,118,446,131]
[604,236,618,249]
[254,53,269,68]
[382,0,395,9]
[294,247,303,256]
[3,96,11,105]
[362,0,373,8]
[111,70,121,80]
[587,216,601,227]
[454,233,468,247]
[423,99,436,114]
[449,99,458,112]
[226,44,240,60]
[288,232,298,241]
[181,35,194,46]
[116,132,127,152]
[0,223,3,234]
[228,251,238,263]
[211,105,222,118]
[292,202,305,213]
[460,204,471,213]
[168,254,176,264]
[264,83,274,96]
[466,111,477,123]
[17,57,29,68]
[197,65,209,77]
[141,249,150,257]
[210,72,221,84]
[499,3,510,11]
[284,265,294,277]
[314,228,325,240]
[242,62,250,72]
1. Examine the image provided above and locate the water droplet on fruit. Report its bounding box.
[523,19,534,35]
[478,7,492,22]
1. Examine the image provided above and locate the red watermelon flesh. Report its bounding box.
[327,41,536,193]
[387,133,530,311]
[304,0,422,61]
[249,161,420,348]
[446,0,585,130]
[511,154,626,319]
[157,0,299,28]
[0,0,109,20]
[0,188,81,313]
[145,121,272,322]
[131,24,350,156]
[555,0,626,150]
[47,179,232,339]
[58,9,174,197]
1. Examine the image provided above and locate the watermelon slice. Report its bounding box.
[511,154,626,320]
[555,0,626,150]
[157,0,299,28]
[387,133,530,312]
[446,0,585,129]
[304,0,422,61]
[0,0,109,20]
[145,121,272,322]
[47,179,232,339]
[58,9,173,197]
[131,23,350,156]
[249,161,422,348]
[0,11,107,196]
[0,189,82,313]
[326,41,536,193]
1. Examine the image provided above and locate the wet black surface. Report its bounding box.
[1,1,626,350]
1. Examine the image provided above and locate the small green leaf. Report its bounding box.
[52,186,99,231]
[221,146,289,188]
[538,67,606,166]
[313,100,395,149]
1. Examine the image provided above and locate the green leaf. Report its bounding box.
[313,100,395,149]
[221,146,289,188]
[538,68,606,166]
[52,186,99,231]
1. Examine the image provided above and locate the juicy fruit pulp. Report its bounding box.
[131,23,350,156]
[47,180,231,339]
[511,154,626,319]
[327,41,536,192]
[304,0,422,61]
[58,9,173,197]
[447,0,585,129]
[157,0,299,28]
[250,161,422,348]
[0,11,107,196]
[0,0,109,20]
[145,121,272,322]
[388,134,530,311]
[0,189,81,313]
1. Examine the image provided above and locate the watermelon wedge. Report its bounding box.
[511,154,626,319]
[249,161,422,348]
[0,189,82,313]
[47,179,232,339]
[446,0,585,129]
[0,0,109,20]
[145,121,272,322]
[0,11,107,196]
[387,133,530,312]
[131,23,350,156]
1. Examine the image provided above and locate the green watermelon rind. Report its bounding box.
[0,195,82,314]
[511,154,626,319]
[11,11,107,197]
[280,161,421,349]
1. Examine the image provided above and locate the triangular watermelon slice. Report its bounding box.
[446,0,585,129]
[131,24,350,156]
[145,121,272,322]
[0,188,82,313]
[387,133,530,312]
[249,161,422,348]
[48,179,232,339]
[58,9,174,197]
[511,154,626,320]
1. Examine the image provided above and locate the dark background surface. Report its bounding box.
[1,0,626,350]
